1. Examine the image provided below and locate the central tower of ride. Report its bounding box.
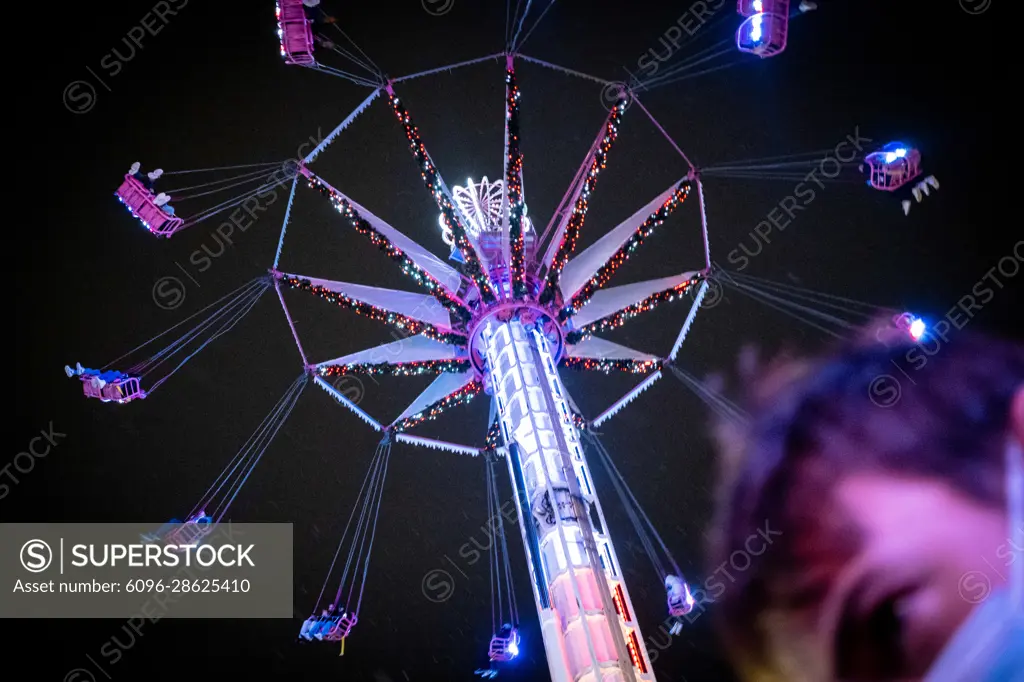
[480,313,654,682]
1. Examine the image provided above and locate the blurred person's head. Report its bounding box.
[709,322,1024,681]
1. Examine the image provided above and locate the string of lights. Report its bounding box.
[566,274,704,343]
[318,359,471,377]
[551,392,590,437]
[482,417,502,452]
[306,176,472,324]
[276,274,468,346]
[387,91,497,305]
[560,357,663,374]
[561,181,692,320]
[392,380,483,433]
[570,410,588,432]
[540,96,629,305]
[505,64,527,298]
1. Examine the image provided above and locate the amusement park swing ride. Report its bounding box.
[71,2,937,680]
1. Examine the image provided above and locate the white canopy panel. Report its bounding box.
[559,177,687,301]
[565,336,658,362]
[315,334,462,370]
[282,274,453,330]
[570,270,700,330]
[343,195,464,293]
[392,370,476,425]
[541,178,586,272]
[541,114,611,271]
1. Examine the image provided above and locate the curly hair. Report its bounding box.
[708,324,1024,680]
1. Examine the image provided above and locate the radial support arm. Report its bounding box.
[562,336,661,374]
[314,335,468,377]
[505,55,528,298]
[389,370,482,433]
[298,168,470,322]
[273,271,467,345]
[384,82,498,305]
[567,271,703,341]
[539,95,630,304]
[559,177,692,318]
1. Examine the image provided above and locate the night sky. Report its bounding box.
[13,1,1009,681]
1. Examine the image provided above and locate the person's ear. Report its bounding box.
[1011,385,1024,447]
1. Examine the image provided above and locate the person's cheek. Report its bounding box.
[904,581,971,675]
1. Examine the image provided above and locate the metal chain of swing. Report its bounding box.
[486,453,519,637]
[308,433,393,654]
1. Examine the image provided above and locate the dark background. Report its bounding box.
[10,1,1009,681]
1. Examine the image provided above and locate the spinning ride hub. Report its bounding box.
[468,302,565,378]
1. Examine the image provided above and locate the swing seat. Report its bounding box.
[141,518,180,543]
[162,511,212,548]
[324,612,357,641]
[666,576,696,617]
[864,143,922,191]
[892,312,926,341]
[668,592,696,617]
[736,2,789,58]
[321,620,343,641]
[301,612,353,641]
[275,0,315,66]
[115,174,185,237]
[181,510,213,528]
[737,0,787,16]
[81,375,146,403]
[488,626,520,662]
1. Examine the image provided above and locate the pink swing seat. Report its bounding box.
[162,511,212,547]
[864,143,922,191]
[488,626,520,662]
[114,174,184,237]
[276,0,316,66]
[737,0,788,16]
[81,375,146,404]
[323,613,357,641]
[736,0,790,58]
